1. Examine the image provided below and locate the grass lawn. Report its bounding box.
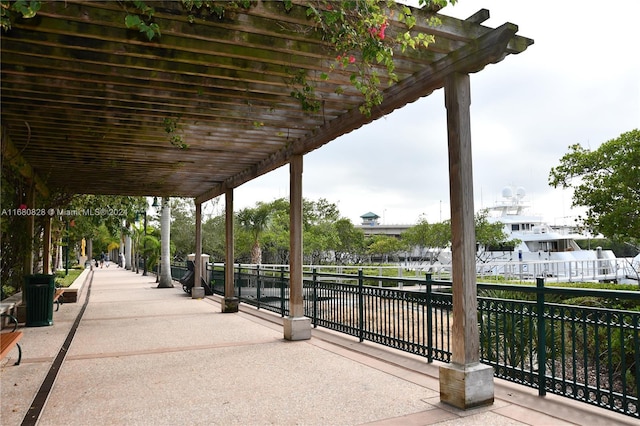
[55,268,83,287]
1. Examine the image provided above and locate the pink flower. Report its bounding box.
[19,203,27,210]
[369,21,388,40]
[378,22,387,40]
[349,55,356,63]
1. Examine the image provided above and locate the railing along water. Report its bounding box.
[173,263,639,419]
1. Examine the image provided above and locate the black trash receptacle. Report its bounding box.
[25,274,55,327]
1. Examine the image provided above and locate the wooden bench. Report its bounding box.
[1,314,23,365]
[54,287,65,311]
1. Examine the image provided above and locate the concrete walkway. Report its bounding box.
[1,267,635,426]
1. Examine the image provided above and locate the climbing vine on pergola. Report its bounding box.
[2,0,455,116]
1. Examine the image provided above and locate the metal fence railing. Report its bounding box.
[170,262,639,419]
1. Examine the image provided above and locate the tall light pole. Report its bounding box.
[142,208,148,276]
[65,218,70,276]
[145,197,160,277]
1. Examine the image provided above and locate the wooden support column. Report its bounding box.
[192,201,205,299]
[43,216,52,274]
[439,72,494,409]
[222,188,238,312]
[283,154,311,340]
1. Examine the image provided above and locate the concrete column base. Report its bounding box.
[191,287,205,299]
[283,316,311,341]
[221,297,239,313]
[439,362,494,409]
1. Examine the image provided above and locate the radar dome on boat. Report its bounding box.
[501,187,513,198]
[516,187,526,199]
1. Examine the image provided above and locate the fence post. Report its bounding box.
[280,266,286,317]
[256,264,261,310]
[358,268,364,342]
[312,268,318,328]
[237,263,242,299]
[536,276,547,396]
[426,273,433,362]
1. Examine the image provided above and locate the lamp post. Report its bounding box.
[65,218,70,276]
[142,209,148,276]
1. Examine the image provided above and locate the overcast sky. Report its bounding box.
[205,0,639,227]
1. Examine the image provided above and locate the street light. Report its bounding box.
[65,218,70,276]
[142,209,148,276]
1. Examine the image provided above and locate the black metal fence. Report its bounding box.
[172,263,640,419]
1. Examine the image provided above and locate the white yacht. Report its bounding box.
[477,187,627,282]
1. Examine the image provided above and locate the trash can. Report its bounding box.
[25,274,55,327]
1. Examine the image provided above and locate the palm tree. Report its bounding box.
[237,203,271,265]
[143,234,161,274]
[158,197,173,288]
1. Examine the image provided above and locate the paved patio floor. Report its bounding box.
[1,267,635,426]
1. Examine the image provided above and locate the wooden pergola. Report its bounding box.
[1,0,532,409]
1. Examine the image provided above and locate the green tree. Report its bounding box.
[549,129,640,248]
[66,195,147,238]
[142,233,161,273]
[261,198,291,264]
[333,218,366,264]
[237,202,272,264]
[401,217,451,264]
[474,210,515,261]
[57,195,147,267]
[165,198,195,262]
[131,217,159,273]
[367,235,405,263]
[305,221,337,264]
[91,223,120,259]
[202,214,226,262]
[401,212,514,264]
[231,197,359,265]
[303,198,340,228]
[302,198,341,264]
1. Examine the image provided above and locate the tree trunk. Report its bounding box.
[125,232,132,270]
[250,241,262,265]
[158,197,174,288]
